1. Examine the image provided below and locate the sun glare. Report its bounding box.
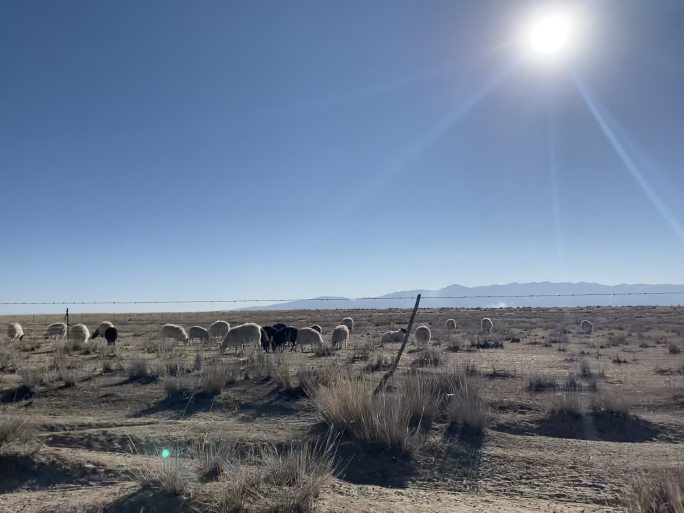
[522,6,580,61]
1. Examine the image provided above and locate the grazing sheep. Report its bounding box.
[273,326,298,351]
[296,327,324,352]
[331,325,349,350]
[445,319,458,330]
[381,328,407,343]
[7,323,24,342]
[340,317,354,332]
[310,324,322,334]
[209,321,230,343]
[104,326,118,346]
[188,326,210,344]
[415,326,431,348]
[45,322,67,341]
[221,323,261,355]
[91,321,114,340]
[272,323,287,331]
[161,324,188,344]
[69,324,90,345]
[481,317,494,334]
[580,320,593,335]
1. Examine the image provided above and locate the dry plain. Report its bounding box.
[0,306,682,512]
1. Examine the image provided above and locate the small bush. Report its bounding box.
[528,374,557,392]
[410,349,442,368]
[613,353,629,365]
[590,394,629,415]
[445,382,489,433]
[198,361,236,394]
[0,414,39,453]
[244,350,275,380]
[313,376,422,458]
[669,343,682,355]
[125,359,159,382]
[162,375,197,400]
[624,466,684,513]
[129,447,194,495]
[564,372,598,392]
[364,354,392,373]
[189,438,238,481]
[549,393,584,416]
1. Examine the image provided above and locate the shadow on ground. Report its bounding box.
[0,454,91,493]
[102,488,190,513]
[494,411,675,442]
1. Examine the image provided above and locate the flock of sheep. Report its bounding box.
[5,315,595,352]
[158,317,354,354]
[6,321,118,345]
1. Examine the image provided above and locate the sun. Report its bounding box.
[522,6,580,60]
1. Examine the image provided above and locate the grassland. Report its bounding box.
[0,306,682,512]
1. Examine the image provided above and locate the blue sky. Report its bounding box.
[2,0,684,313]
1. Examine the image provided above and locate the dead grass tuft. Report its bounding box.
[624,465,684,513]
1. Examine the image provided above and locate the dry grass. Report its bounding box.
[528,373,558,392]
[129,444,194,496]
[313,375,423,458]
[444,379,489,433]
[625,465,684,513]
[197,441,335,513]
[0,414,39,454]
[669,343,682,355]
[410,348,442,368]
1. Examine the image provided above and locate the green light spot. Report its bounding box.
[161,449,170,459]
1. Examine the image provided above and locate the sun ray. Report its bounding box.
[571,71,684,240]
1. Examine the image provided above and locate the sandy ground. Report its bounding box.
[0,306,682,512]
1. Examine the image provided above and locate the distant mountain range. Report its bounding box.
[246,282,684,310]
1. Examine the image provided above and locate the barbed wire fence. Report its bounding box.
[1,290,682,334]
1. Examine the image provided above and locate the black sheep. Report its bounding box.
[104,326,118,346]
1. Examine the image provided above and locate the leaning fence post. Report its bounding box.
[374,293,421,395]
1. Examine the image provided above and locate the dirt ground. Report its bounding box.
[1,306,682,512]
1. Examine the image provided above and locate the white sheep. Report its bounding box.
[340,317,354,332]
[414,326,431,348]
[209,320,230,343]
[161,324,188,344]
[45,322,67,341]
[445,319,458,330]
[188,326,210,344]
[580,320,593,335]
[69,324,90,345]
[91,321,114,340]
[331,325,349,350]
[381,328,406,343]
[297,327,324,352]
[221,323,261,354]
[7,323,24,342]
[481,317,494,334]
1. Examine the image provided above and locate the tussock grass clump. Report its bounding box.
[162,375,197,400]
[364,354,392,373]
[410,349,442,368]
[189,438,238,481]
[590,393,630,415]
[528,374,558,392]
[125,359,159,382]
[564,372,598,392]
[347,344,371,363]
[549,393,584,416]
[0,414,39,453]
[669,343,682,355]
[199,361,237,394]
[624,465,684,513]
[129,447,194,496]
[244,350,276,381]
[0,348,21,372]
[445,380,489,433]
[297,364,337,394]
[18,366,51,391]
[313,376,423,458]
[200,441,334,513]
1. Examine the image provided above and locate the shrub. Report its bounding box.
[548,393,584,416]
[528,374,557,392]
[669,343,682,355]
[410,349,442,368]
[0,414,39,453]
[125,359,158,382]
[624,466,684,513]
[313,376,422,458]
[129,447,194,495]
[445,381,489,433]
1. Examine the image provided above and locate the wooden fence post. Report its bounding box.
[374,294,421,395]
